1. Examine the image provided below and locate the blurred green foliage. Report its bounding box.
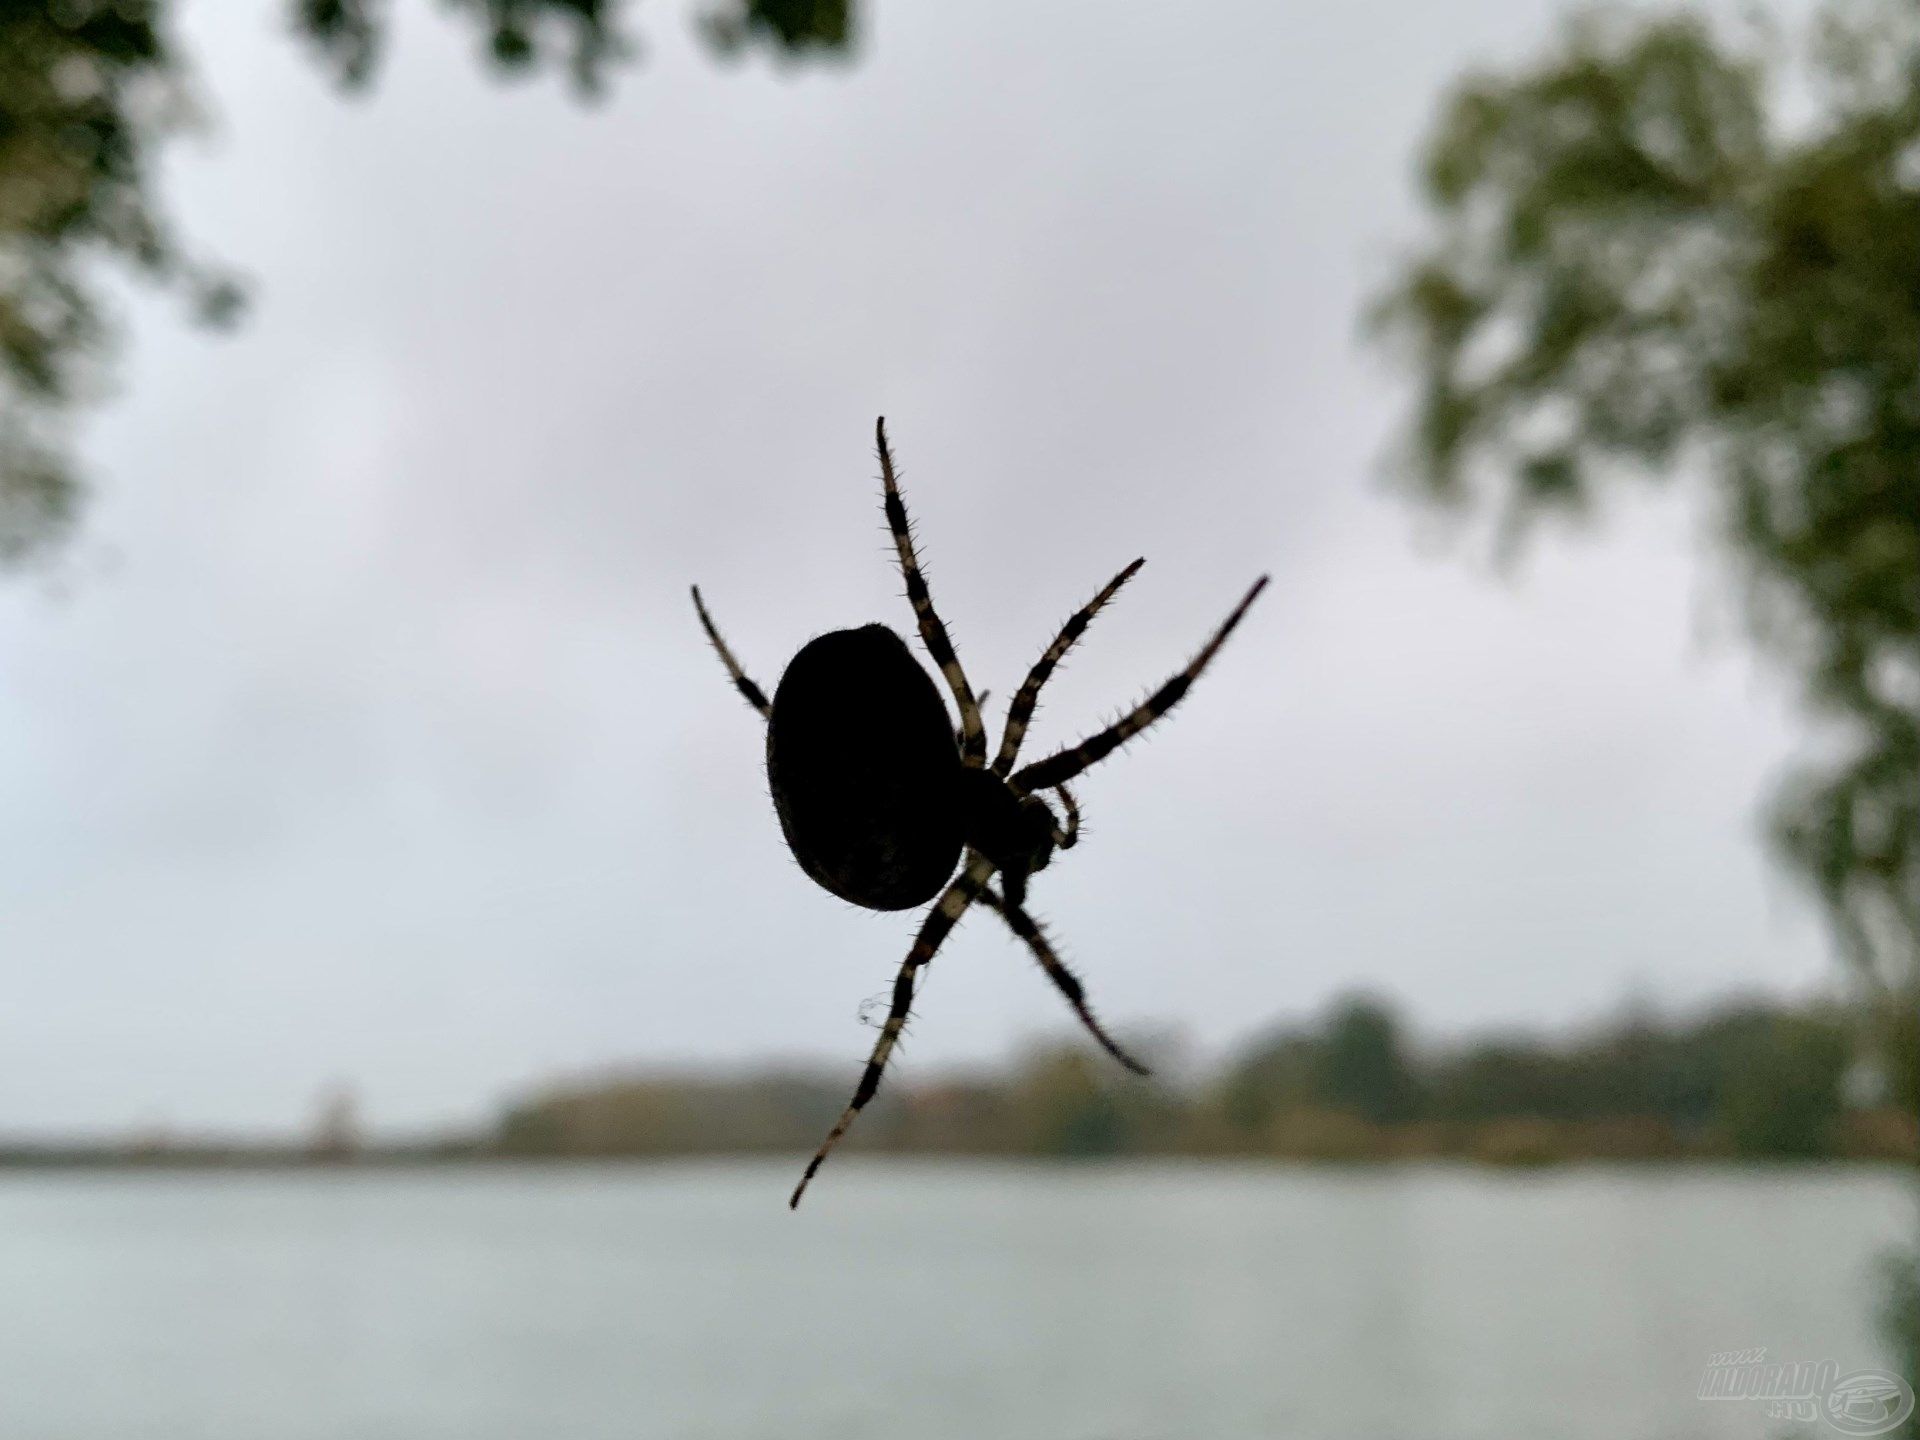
[1883,1246,1920,1439]
[1710,1007,1853,1157]
[1370,0,1918,1010]
[0,0,852,565]
[1318,994,1420,1123]
[0,0,233,560]
[1224,995,1417,1127]
[486,989,1913,1165]
[6,989,1907,1170]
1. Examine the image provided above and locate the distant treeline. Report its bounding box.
[494,992,1919,1166]
[4,991,1910,1170]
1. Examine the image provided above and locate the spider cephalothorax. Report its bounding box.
[693,418,1266,1206]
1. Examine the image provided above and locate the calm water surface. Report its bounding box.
[0,1162,1910,1440]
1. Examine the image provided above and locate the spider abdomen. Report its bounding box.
[766,625,963,911]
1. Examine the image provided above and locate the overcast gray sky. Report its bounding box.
[0,0,1829,1136]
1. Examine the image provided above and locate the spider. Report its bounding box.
[692,418,1267,1207]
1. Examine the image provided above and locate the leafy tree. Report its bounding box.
[1216,1023,1321,1133]
[1370,0,1919,1004]
[1703,1004,1851,1156]
[1428,1037,1582,1124]
[1315,993,1418,1124]
[0,0,851,564]
[1216,995,1419,1130]
[1009,1044,1132,1156]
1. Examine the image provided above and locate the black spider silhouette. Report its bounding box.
[693,418,1267,1206]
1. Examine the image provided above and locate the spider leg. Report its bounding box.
[690,585,771,722]
[1011,576,1268,793]
[992,559,1145,775]
[790,852,996,1209]
[1005,786,1079,908]
[1053,785,1081,849]
[874,417,987,767]
[976,885,1150,1076]
[955,690,989,751]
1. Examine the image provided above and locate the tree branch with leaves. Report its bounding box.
[1371,0,1918,1018]
[0,0,853,567]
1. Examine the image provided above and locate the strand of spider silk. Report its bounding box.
[976,885,1149,1076]
[789,851,997,1209]
[874,416,987,767]
[992,557,1146,776]
[1012,575,1268,792]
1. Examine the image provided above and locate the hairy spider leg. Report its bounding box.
[875,417,987,767]
[975,884,1149,1076]
[955,690,989,752]
[1011,577,1269,793]
[789,851,997,1209]
[690,585,772,721]
[1053,784,1081,849]
[992,558,1145,775]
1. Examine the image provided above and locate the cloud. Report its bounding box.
[0,0,1827,1133]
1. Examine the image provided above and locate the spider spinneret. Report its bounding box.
[692,417,1267,1207]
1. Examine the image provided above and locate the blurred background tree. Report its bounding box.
[0,0,851,565]
[1370,0,1918,1036]
[1315,993,1420,1124]
[1374,4,1917,1403]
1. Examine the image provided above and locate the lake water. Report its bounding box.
[0,1162,1910,1440]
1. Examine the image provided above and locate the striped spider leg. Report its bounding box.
[691,585,772,720]
[973,881,1148,1076]
[992,557,1145,776]
[788,851,997,1208]
[875,417,988,767]
[1011,577,1269,794]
